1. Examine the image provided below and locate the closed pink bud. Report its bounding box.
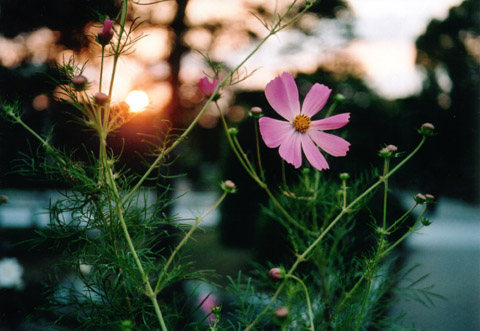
[97,19,114,46]
[274,306,289,319]
[72,75,88,91]
[197,76,219,97]
[94,92,109,106]
[269,267,284,282]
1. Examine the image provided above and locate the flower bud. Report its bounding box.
[378,145,398,158]
[121,320,133,329]
[414,193,427,204]
[339,172,350,180]
[274,306,289,319]
[425,194,435,204]
[269,267,284,282]
[250,106,262,115]
[385,145,398,153]
[334,93,346,103]
[97,19,114,46]
[72,75,88,91]
[221,180,237,194]
[228,127,239,136]
[0,195,8,204]
[421,218,432,226]
[250,106,263,119]
[211,305,221,314]
[197,76,219,97]
[94,92,109,106]
[418,123,435,137]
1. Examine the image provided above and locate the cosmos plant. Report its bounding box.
[0,0,439,329]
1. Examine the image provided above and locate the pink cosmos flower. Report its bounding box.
[197,76,219,97]
[259,72,350,171]
[97,19,114,45]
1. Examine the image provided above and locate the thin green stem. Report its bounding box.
[155,191,228,292]
[341,177,348,210]
[103,150,168,330]
[382,158,390,230]
[254,120,265,180]
[354,274,372,331]
[15,117,54,153]
[288,274,315,331]
[233,135,256,174]
[323,99,339,119]
[216,102,258,180]
[386,203,419,233]
[332,272,367,318]
[123,92,215,204]
[355,157,390,331]
[99,46,105,93]
[264,186,316,235]
[108,0,128,99]
[382,206,428,257]
[281,160,289,193]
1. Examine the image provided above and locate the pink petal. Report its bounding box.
[259,117,293,148]
[265,73,300,121]
[301,135,329,171]
[301,83,332,117]
[98,19,114,40]
[311,113,350,130]
[308,130,350,157]
[103,19,114,32]
[279,131,302,168]
[197,77,218,96]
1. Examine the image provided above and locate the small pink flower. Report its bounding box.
[259,72,350,171]
[97,19,114,45]
[197,76,219,97]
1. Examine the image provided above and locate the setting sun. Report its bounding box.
[126,90,149,112]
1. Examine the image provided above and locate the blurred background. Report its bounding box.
[0,0,478,329]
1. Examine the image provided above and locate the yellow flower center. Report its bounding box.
[292,114,311,133]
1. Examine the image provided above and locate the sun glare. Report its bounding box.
[126,90,149,112]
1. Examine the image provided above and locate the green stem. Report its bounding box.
[15,118,54,153]
[288,274,315,331]
[382,158,390,230]
[281,160,289,193]
[103,148,168,330]
[155,191,228,292]
[108,0,128,99]
[332,273,367,318]
[216,102,258,181]
[354,274,372,331]
[323,98,339,119]
[254,120,265,180]
[382,206,428,257]
[99,46,105,93]
[341,177,348,210]
[264,186,316,235]
[386,203,418,233]
[233,135,256,174]
[355,157,390,331]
